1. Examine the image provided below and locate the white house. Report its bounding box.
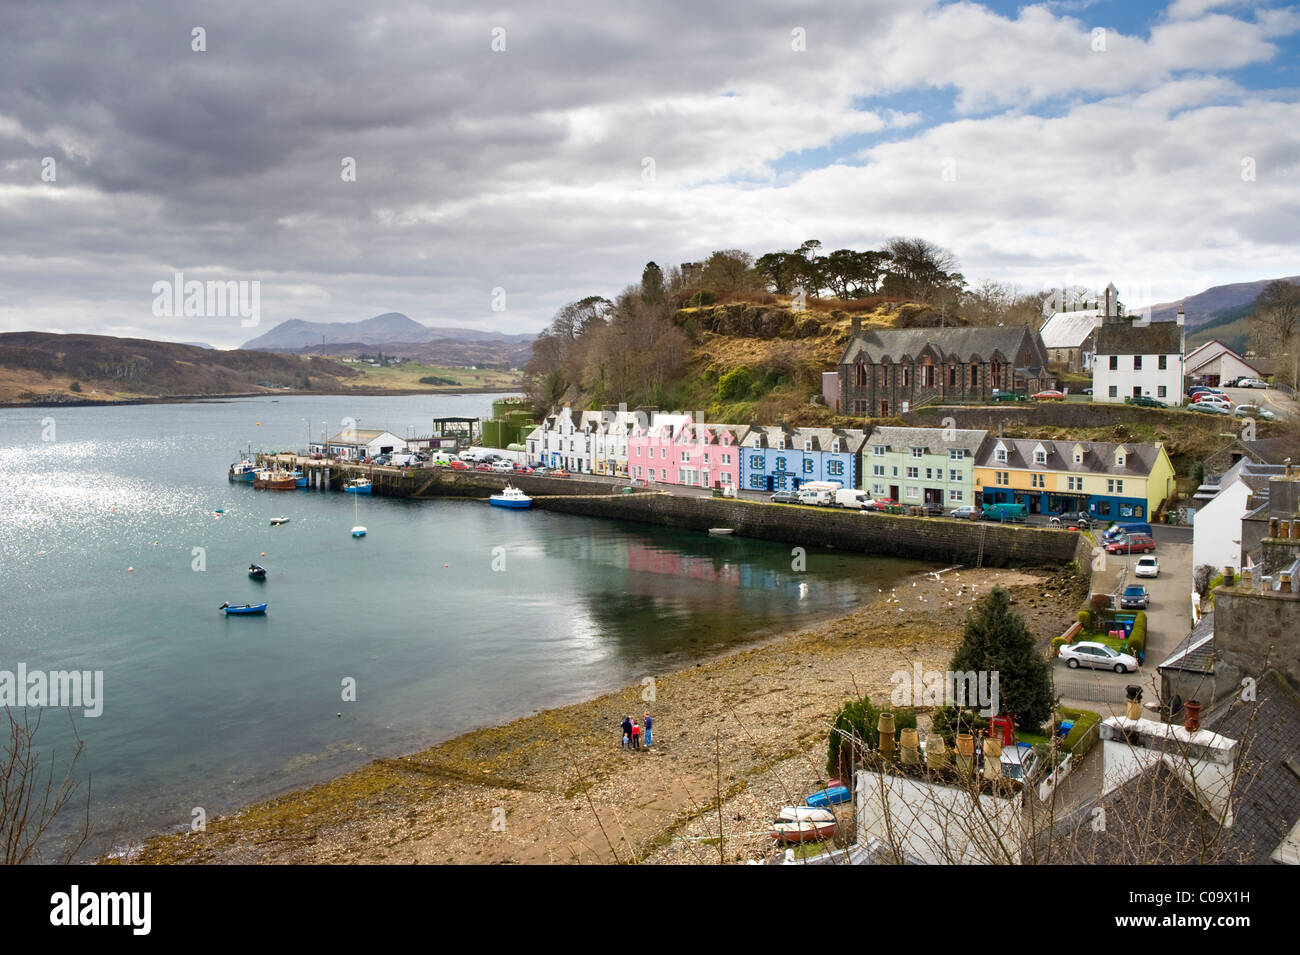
[1091,311,1185,406]
[315,429,408,460]
[526,406,595,472]
[580,408,646,477]
[1184,340,1268,387]
[1192,480,1255,576]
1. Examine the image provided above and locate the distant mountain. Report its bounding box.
[1144,276,1300,329]
[241,312,535,351]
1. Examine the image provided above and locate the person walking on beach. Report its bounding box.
[643,712,653,749]
[630,719,642,750]
[620,715,632,749]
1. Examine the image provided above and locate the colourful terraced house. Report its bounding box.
[861,426,987,507]
[627,415,746,489]
[737,426,869,492]
[974,437,1175,522]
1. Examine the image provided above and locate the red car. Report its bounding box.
[1105,534,1156,555]
[1032,390,1066,401]
[550,469,571,478]
[448,459,470,470]
[475,463,493,472]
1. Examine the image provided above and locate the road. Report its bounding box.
[1220,384,1297,422]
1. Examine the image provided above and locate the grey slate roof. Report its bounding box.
[865,426,988,455]
[1039,310,1102,349]
[1157,613,1216,673]
[976,437,1165,478]
[743,425,867,452]
[1093,321,1182,356]
[839,325,1045,367]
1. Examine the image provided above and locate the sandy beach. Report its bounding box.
[128,564,1085,865]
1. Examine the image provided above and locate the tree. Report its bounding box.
[640,262,665,304]
[1,709,92,864]
[699,249,761,293]
[717,366,752,401]
[880,237,965,306]
[949,586,1054,731]
[1249,280,1300,387]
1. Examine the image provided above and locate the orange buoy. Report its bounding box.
[260,552,266,557]
[128,567,134,572]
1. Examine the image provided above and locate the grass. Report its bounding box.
[335,360,519,392]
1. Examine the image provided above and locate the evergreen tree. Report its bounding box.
[949,586,1054,731]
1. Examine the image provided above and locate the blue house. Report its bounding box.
[738,426,869,492]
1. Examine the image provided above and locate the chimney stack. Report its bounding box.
[1125,685,1143,721]
[925,733,948,769]
[1176,306,1186,327]
[851,316,862,336]
[955,733,975,776]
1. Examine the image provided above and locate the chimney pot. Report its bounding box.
[900,728,920,765]
[1271,518,1281,538]
[1184,700,1202,733]
[924,733,949,769]
[877,712,896,757]
[982,737,1003,781]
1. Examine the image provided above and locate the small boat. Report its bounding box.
[776,806,835,824]
[269,517,289,526]
[489,484,532,510]
[350,491,366,537]
[805,784,851,808]
[770,819,837,844]
[292,470,307,488]
[707,527,734,536]
[220,602,267,615]
[351,526,366,538]
[344,478,372,494]
[254,469,298,490]
[248,564,267,580]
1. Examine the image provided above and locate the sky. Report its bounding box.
[1,0,1297,347]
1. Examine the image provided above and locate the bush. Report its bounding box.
[69,381,81,393]
[1127,611,1147,662]
[1058,707,1101,756]
[931,705,989,747]
[1051,636,1067,657]
[1089,592,1113,613]
[1077,609,1091,631]
[717,366,752,402]
[826,696,917,778]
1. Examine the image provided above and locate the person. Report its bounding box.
[630,720,642,750]
[644,712,653,748]
[620,715,632,749]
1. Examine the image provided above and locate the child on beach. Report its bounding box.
[630,720,642,750]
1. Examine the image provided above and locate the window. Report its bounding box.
[635,447,641,457]
[995,447,1007,463]
[721,473,732,485]
[1098,501,1111,516]
[775,457,787,471]
[949,469,961,482]
[906,486,919,499]
[892,466,898,477]
[721,453,731,465]
[749,475,765,489]
[920,364,935,387]
[911,447,924,458]
[1115,480,1123,493]
[681,451,690,463]
[828,461,844,476]
[906,467,919,478]
[1157,386,1166,398]
[749,455,763,470]
[1158,355,1167,370]
[661,448,667,458]
[1033,450,1046,465]
[872,445,886,456]
[1109,355,1118,370]
[949,449,963,460]
[873,484,885,495]
[949,365,958,388]
[925,468,933,480]
[1134,355,1143,370]
[831,440,841,453]
[803,459,814,474]
[873,464,885,477]
[804,439,813,453]
[1108,386,1118,398]
[952,490,963,502]
[996,471,1009,486]
[1031,473,1044,488]
[901,365,911,388]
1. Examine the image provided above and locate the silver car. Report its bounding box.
[1060,641,1138,674]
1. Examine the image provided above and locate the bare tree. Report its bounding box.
[1,708,92,864]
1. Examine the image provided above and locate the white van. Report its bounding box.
[834,489,871,510]
[390,452,418,467]
[796,481,842,506]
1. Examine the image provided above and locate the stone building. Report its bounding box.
[837,320,1054,417]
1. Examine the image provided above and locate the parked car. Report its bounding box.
[1082,387,1094,396]
[999,743,1040,782]
[448,459,471,470]
[1060,641,1139,674]
[833,489,871,509]
[474,463,494,472]
[1103,522,1152,541]
[921,503,944,516]
[1031,390,1066,401]
[550,469,571,478]
[1188,401,1231,415]
[1134,556,1159,578]
[1124,395,1167,408]
[1120,584,1150,609]
[1237,377,1269,389]
[862,497,895,511]
[1105,533,1156,554]
[948,504,980,519]
[771,490,801,504]
[1188,385,1224,397]
[491,460,516,473]
[1050,511,1091,528]
[991,390,1027,402]
[1234,404,1276,420]
[1193,392,1232,407]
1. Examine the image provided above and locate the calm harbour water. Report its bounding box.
[0,393,929,855]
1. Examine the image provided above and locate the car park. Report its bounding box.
[948,505,979,519]
[1106,533,1155,554]
[1134,556,1159,578]
[1120,584,1150,609]
[1060,641,1139,674]
[771,490,801,504]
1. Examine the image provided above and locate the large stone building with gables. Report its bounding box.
[837,320,1054,417]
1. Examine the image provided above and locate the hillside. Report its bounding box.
[294,336,532,370]
[242,312,535,351]
[0,332,363,404]
[1146,276,1300,330]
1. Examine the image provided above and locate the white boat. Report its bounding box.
[350,489,366,537]
[489,484,532,510]
[708,527,734,535]
[351,526,366,538]
[344,478,372,494]
[776,806,835,824]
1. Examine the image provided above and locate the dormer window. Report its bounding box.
[995,447,1007,463]
[831,439,841,454]
[803,439,813,453]
[1033,450,1047,466]
[778,437,787,451]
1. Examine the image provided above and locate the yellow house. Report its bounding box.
[974,437,1175,521]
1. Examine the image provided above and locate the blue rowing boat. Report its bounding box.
[220,602,267,615]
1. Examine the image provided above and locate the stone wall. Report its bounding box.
[1213,586,1300,692]
[533,492,1091,568]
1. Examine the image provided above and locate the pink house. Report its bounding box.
[627,414,746,489]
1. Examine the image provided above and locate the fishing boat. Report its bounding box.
[344,478,372,494]
[228,460,259,483]
[770,819,837,844]
[269,517,289,526]
[248,563,267,580]
[488,484,532,510]
[220,602,267,615]
[254,468,297,490]
[293,470,307,488]
[804,784,851,808]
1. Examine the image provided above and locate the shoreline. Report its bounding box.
[0,386,523,409]
[124,563,1085,865]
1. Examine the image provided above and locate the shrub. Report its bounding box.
[1127,611,1147,662]
[931,705,989,747]
[1193,564,1215,600]
[1089,592,1113,613]
[826,696,917,778]
[1051,637,1067,657]
[69,380,82,393]
[1077,609,1091,631]
[717,366,752,402]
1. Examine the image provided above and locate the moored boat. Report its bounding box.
[269,517,289,526]
[220,602,267,615]
[489,484,532,510]
[248,563,267,580]
[254,468,298,490]
[344,478,372,494]
[228,460,259,483]
[707,527,734,535]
